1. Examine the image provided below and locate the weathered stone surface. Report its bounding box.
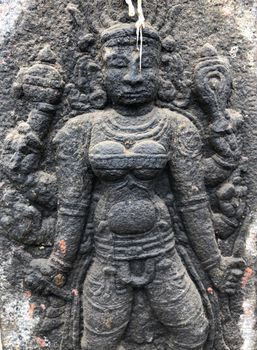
[0,1,256,350]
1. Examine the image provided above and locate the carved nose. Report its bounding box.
[123,71,143,86]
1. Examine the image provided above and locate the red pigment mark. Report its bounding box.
[40,304,46,311]
[244,306,253,317]
[36,337,46,348]
[207,287,214,295]
[29,303,36,318]
[72,288,79,296]
[222,7,232,17]
[24,290,32,298]
[242,267,254,287]
[59,239,67,254]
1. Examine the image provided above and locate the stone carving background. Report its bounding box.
[0,1,257,349]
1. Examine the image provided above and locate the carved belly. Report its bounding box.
[108,200,156,234]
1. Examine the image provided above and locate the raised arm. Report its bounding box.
[48,118,94,273]
[25,117,94,293]
[169,115,244,293]
[2,46,64,210]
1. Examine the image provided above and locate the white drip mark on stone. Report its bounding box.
[136,0,145,71]
[125,0,136,17]
[125,0,145,71]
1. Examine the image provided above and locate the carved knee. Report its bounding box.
[168,314,209,349]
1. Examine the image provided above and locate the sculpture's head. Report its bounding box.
[100,23,161,107]
[72,2,191,112]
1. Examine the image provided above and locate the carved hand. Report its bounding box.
[217,182,247,219]
[208,256,245,295]
[20,66,63,104]
[210,127,241,161]
[13,47,64,105]
[24,258,69,299]
[2,122,42,176]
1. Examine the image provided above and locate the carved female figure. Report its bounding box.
[17,21,245,350]
[1,3,247,348]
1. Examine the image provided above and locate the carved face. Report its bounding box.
[102,43,160,106]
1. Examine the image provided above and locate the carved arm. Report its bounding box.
[1,46,64,209]
[169,115,221,271]
[48,118,94,274]
[169,115,245,292]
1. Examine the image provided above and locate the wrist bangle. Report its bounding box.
[50,255,72,272]
[202,254,221,271]
[212,154,238,170]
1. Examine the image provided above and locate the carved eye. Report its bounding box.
[141,57,155,68]
[109,58,129,68]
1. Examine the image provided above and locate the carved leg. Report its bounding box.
[81,258,133,350]
[146,250,209,350]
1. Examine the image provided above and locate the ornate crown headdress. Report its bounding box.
[81,0,173,33]
[73,0,181,45]
[66,1,191,114]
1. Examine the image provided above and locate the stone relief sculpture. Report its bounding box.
[1,1,249,350]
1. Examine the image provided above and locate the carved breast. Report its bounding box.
[89,140,168,180]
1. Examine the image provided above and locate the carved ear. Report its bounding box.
[87,60,107,109]
[158,77,176,103]
[158,41,192,108]
[89,89,107,110]
[67,55,107,114]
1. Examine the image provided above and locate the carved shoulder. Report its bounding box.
[53,113,95,148]
[54,113,95,214]
[163,109,202,158]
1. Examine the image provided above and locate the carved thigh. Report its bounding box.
[81,259,133,350]
[146,250,208,347]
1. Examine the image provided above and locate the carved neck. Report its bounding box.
[113,102,155,117]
